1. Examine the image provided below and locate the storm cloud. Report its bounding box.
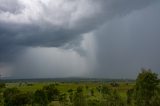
[94,2,160,78]
[0,0,159,78]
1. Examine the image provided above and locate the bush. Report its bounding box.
[3,88,20,106]
[34,89,48,106]
[0,83,6,88]
[73,86,87,106]
[105,90,125,106]
[134,69,160,106]
[43,84,60,102]
[11,93,32,106]
[3,88,32,106]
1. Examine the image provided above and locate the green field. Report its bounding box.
[6,81,134,94]
[0,81,135,106]
[0,70,159,106]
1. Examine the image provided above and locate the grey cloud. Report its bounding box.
[0,0,22,13]
[12,47,90,78]
[0,0,160,78]
[0,0,158,62]
[94,2,160,78]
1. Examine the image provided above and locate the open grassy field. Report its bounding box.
[6,81,134,92]
[1,71,159,106]
[4,81,135,103]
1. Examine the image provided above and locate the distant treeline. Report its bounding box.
[0,77,135,83]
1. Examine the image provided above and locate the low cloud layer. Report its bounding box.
[0,0,159,78]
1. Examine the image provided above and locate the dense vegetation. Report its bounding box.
[0,69,160,106]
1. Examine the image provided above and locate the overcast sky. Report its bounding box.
[0,0,160,79]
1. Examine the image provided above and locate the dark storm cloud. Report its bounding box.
[0,0,158,62]
[0,0,160,78]
[94,2,160,78]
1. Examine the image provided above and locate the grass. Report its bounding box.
[5,81,135,98]
[1,81,135,106]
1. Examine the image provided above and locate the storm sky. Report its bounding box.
[0,0,160,79]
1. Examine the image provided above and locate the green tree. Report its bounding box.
[34,89,48,106]
[90,89,94,96]
[101,85,111,98]
[0,83,6,88]
[73,87,87,106]
[126,89,134,105]
[43,84,60,102]
[11,92,32,106]
[134,69,160,106]
[87,99,100,106]
[3,88,20,106]
[59,93,69,106]
[68,89,74,103]
[105,90,125,106]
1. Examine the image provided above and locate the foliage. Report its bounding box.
[73,86,87,106]
[87,99,100,106]
[43,84,60,102]
[105,90,125,106]
[11,92,32,106]
[90,88,94,96]
[3,88,32,106]
[3,88,20,106]
[34,89,48,106]
[110,82,119,87]
[59,93,69,106]
[101,85,111,98]
[134,69,160,106]
[126,88,134,105]
[0,83,6,88]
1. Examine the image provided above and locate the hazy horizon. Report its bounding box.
[0,0,160,79]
